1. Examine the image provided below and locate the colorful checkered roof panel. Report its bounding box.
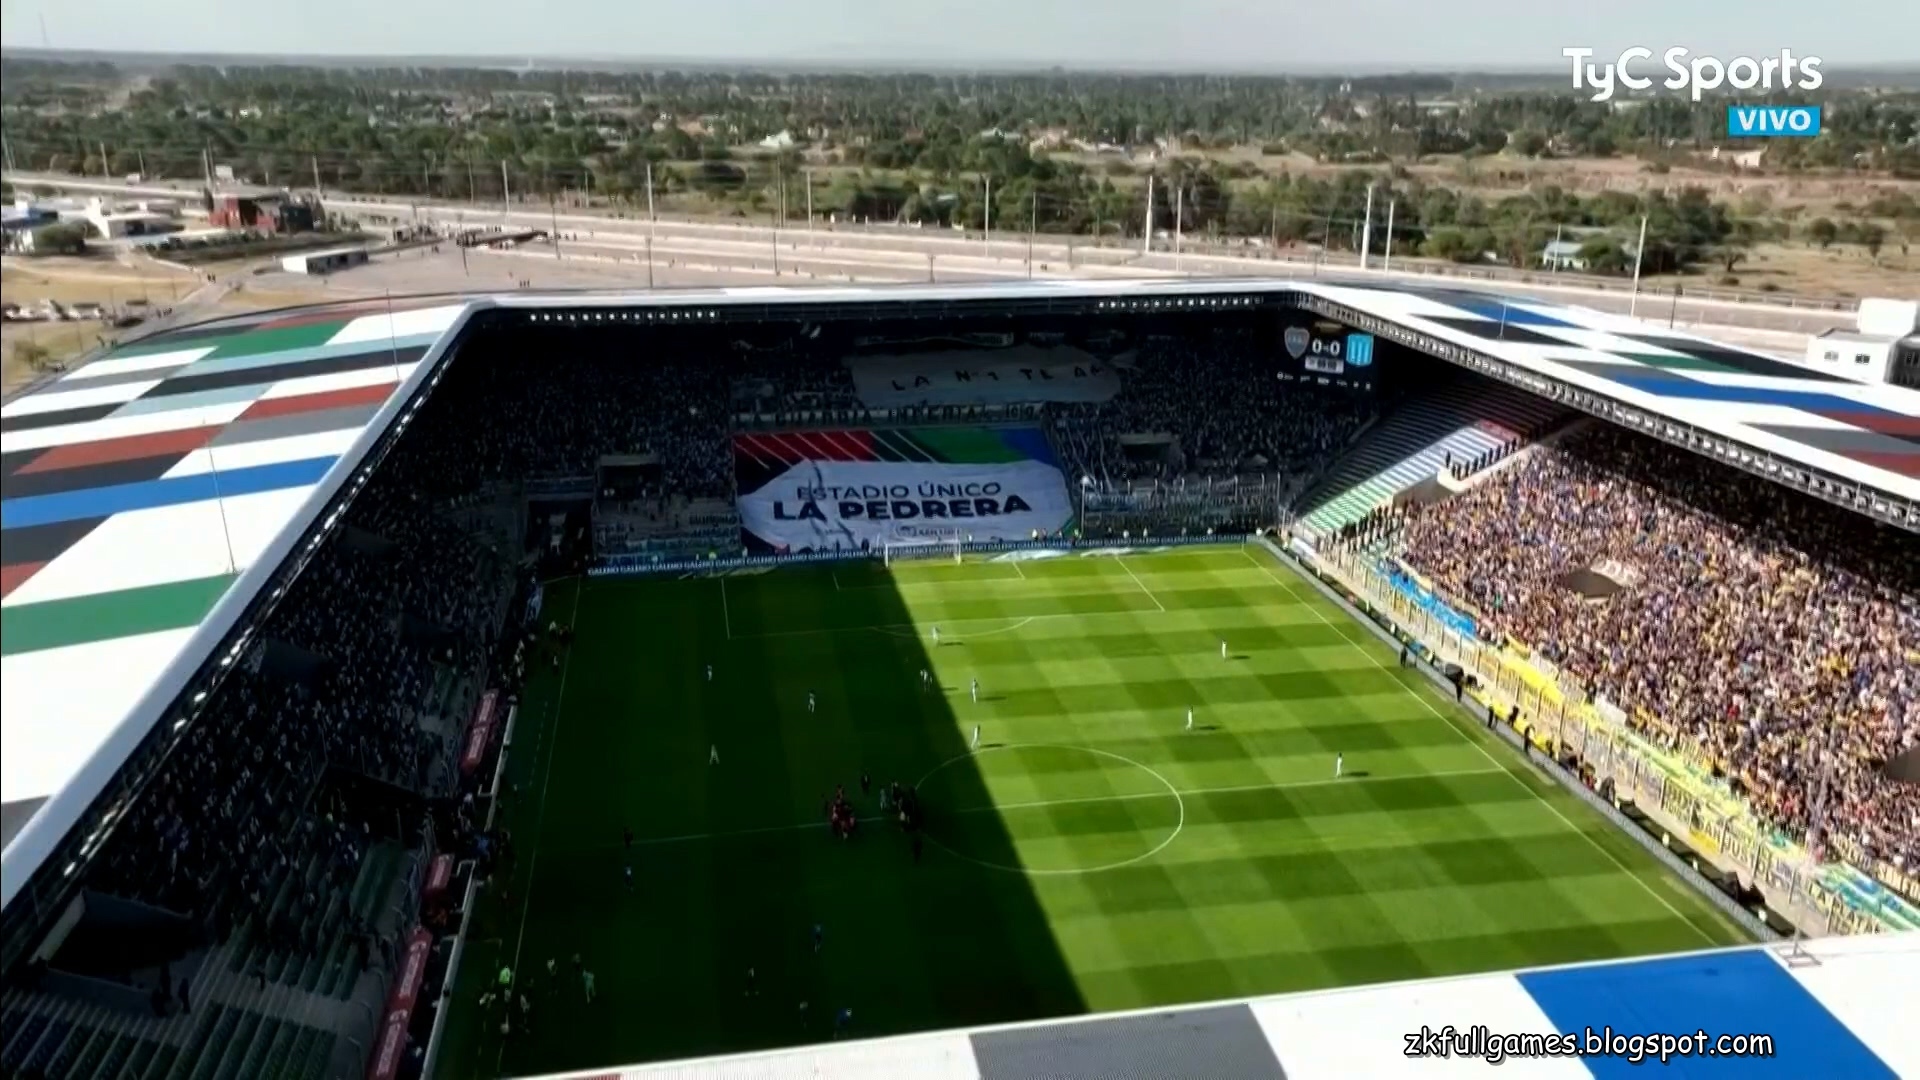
[0,300,467,807]
[1301,282,1920,501]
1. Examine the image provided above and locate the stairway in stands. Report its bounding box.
[0,842,407,1080]
[1297,373,1569,537]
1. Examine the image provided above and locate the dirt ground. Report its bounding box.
[1641,242,1917,298]
[1,256,196,392]
[1044,147,1920,297]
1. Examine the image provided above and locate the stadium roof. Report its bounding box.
[0,300,465,857]
[4,276,1916,908]
[1297,282,1920,507]
[513,934,1916,1080]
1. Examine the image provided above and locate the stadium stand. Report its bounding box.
[1393,423,1920,875]
[1296,369,1570,535]
[1051,323,1375,490]
[3,278,1916,1080]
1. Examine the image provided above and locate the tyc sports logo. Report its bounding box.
[1565,48,1824,138]
[1564,47,1823,103]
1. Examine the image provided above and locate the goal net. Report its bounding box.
[883,534,965,566]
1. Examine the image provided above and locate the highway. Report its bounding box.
[4,172,1861,345]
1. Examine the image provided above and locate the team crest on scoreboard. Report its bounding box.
[1282,326,1311,359]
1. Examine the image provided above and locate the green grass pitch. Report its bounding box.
[442,544,1751,1077]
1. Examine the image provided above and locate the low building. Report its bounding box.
[280,247,369,275]
[1539,239,1587,271]
[1800,298,1920,386]
[210,191,319,234]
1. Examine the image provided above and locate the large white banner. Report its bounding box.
[738,459,1073,550]
[848,346,1120,408]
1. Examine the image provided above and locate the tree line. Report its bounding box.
[4,58,1916,277]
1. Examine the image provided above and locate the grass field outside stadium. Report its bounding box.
[438,542,1752,1078]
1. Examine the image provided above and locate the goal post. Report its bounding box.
[882,533,965,566]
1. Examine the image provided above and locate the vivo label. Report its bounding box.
[1727,104,1823,138]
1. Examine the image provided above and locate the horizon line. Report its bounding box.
[4,45,1916,79]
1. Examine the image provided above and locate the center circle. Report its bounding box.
[913,744,1185,876]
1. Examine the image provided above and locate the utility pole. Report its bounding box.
[982,174,993,255]
[1628,213,1649,317]
[467,156,476,202]
[1550,223,1563,274]
[312,155,322,196]
[1141,173,1154,256]
[1173,182,1184,269]
[137,148,146,179]
[804,168,813,232]
[1384,199,1396,271]
[1359,183,1375,270]
[773,171,783,276]
[501,161,511,224]
[646,161,658,284]
[550,193,561,259]
[202,145,213,192]
[99,141,109,179]
[1027,191,1037,278]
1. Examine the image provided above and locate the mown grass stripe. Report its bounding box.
[459,548,1750,1076]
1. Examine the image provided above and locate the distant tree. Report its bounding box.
[1509,130,1548,158]
[11,340,54,372]
[1715,220,1758,273]
[1860,222,1886,262]
[1577,236,1627,273]
[1422,226,1477,262]
[1807,217,1838,249]
[31,223,89,255]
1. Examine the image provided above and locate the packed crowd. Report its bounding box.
[397,323,735,502]
[1397,425,1920,871]
[1052,325,1376,490]
[90,440,512,939]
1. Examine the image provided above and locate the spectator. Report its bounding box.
[1398,425,1920,871]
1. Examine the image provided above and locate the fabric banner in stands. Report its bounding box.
[847,346,1120,408]
[733,426,1073,552]
[460,690,501,775]
[366,926,434,1080]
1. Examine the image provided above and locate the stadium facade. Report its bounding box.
[1,277,1916,1079]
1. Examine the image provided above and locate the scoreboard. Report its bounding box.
[1277,314,1376,382]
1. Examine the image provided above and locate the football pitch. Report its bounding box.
[446,543,1752,1077]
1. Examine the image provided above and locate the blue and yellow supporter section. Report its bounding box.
[1301,542,1918,938]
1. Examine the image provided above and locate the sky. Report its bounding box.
[0,0,1912,70]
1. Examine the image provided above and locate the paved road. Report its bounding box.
[336,195,1854,336]
[5,172,1861,337]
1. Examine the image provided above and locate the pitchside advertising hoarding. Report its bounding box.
[733,426,1074,551]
